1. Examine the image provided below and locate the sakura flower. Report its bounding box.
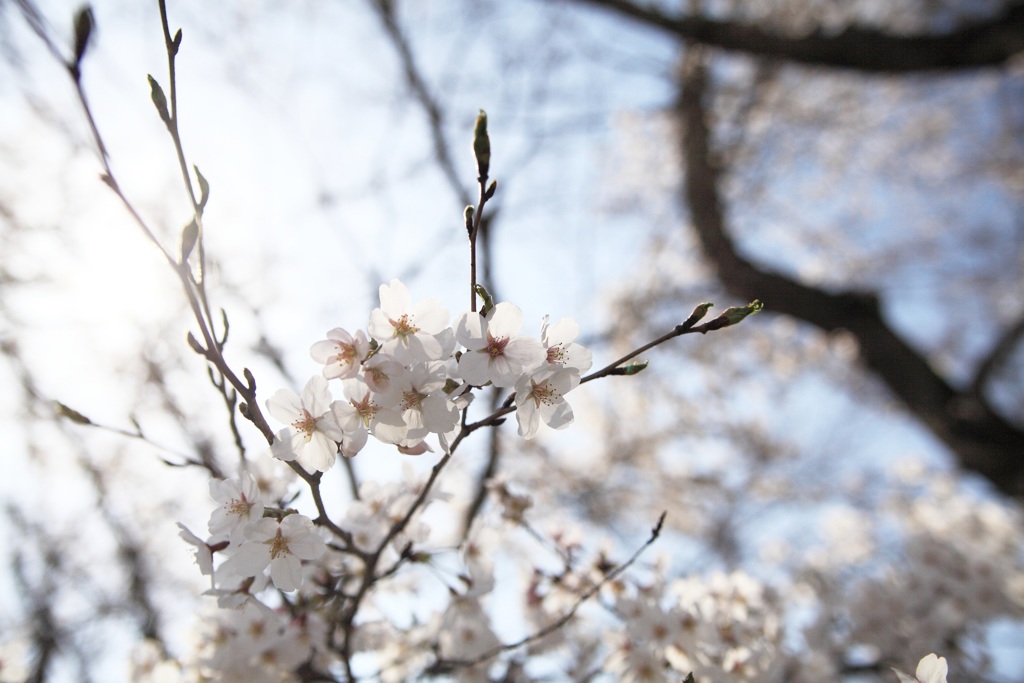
[177,523,214,579]
[514,365,580,439]
[208,472,264,542]
[456,302,545,387]
[361,353,406,398]
[310,327,369,380]
[893,654,948,683]
[331,377,408,456]
[219,514,326,592]
[266,376,343,472]
[368,279,451,364]
[540,315,593,373]
[394,361,459,438]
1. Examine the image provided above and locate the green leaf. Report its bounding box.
[147,74,171,126]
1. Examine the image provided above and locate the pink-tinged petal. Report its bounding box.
[503,337,545,368]
[245,518,280,542]
[516,401,540,439]
[367,308,394,341]
[271,429,298,461]
[266,389,302,423]
[177,524,214,576]
[916,655,948,683]
[221,538,272,578]
[457,352,493,386]
[300,432,338,472]
[301,376,333,415]
[412,299,449,333]
[455,312,486,349]
[545,318,579,345]
[379,279,412,315]
[486,302,523,337]
[543,399,574,430]
[341,428,368,457]
[270,554,303,592]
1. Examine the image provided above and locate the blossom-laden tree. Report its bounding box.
[0,0,1021,682]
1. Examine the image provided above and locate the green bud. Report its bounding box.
[72,5,95,72]
[678,302,714,331]
[611,359,649,376]
[194,165,210,209]
[55,401,92,425]
[719,299,764,325]
[700,299,764,332]
[147,74,171,127]
[180,219,198,263]
[472,109,490,180]
[474,284,495,317]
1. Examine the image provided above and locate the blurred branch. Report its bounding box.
[427,511,666,673]
[970,311,1024,401]
[571,0,1024,72]
[368,0,471,206]
[676,47,1024,497]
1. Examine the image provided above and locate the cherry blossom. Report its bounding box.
[266,375,343,472]
[177,523,214,580]
[331,376,408,456]
[514,365,580,439]
[540,315,593,373]
[455,302,545,387]
[368,279,451,364]
[394,361,459,439]
[207,472,264,542]
[893,654,948,683]
[219,514,326,592]
[310,327,369,379]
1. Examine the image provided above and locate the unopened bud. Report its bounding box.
[472,109,490,180]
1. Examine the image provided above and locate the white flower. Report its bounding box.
[266,376,343,472]
[514,366,579,439]
[361,353,406,398]
[893,654,948,683]
[219,514,326,592]
[368,279,451,364]
[310,327,370,380]
[455,302,545,387]
[177,523,214,580]
[540,315,592,373]
[394,361,459,438]
[208,473,264,542]
[331,377,408,455]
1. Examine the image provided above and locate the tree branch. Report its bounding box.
[573,0,1024,72]
[677,48,1024,497]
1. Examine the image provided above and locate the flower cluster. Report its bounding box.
[270,279,592,472]
[605,571,784,683]
[179,471,326,596]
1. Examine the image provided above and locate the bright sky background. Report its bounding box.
[1,0,1021,680]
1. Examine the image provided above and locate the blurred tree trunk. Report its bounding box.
[568,0,1024,496]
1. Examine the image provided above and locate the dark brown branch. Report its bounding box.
[573,0,1024,72]
[970,312,1024,400]
[677,48,1024,497]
